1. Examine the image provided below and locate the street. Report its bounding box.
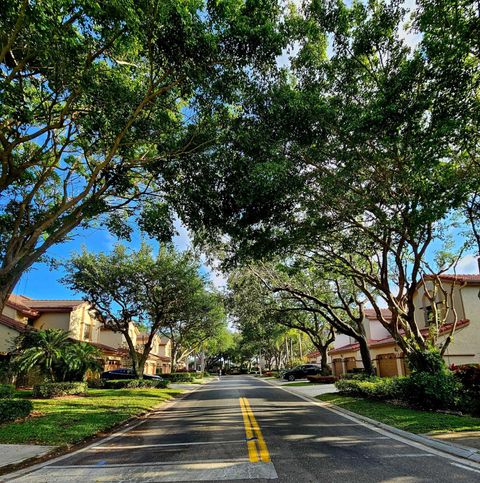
[5,376,480,482]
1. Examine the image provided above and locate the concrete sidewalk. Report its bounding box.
[0,445,54,469]
[263,377,337,398]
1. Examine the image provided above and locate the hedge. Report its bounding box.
[335,372,461,410]
[33,382,88,398]
[102,379,169,389]
[306,375,338,384]
[161,372,201,383]
[0,384,15,399]
[0,399,33,423]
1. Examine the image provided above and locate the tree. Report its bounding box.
[63,243,224,377]
[13,329,101,381]
[164,1,479,373]
[161,290,226,372]
[0,0,287,312]
[229,262,375,374]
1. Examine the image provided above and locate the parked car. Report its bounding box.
[100,368,164,380]
[283,364,323,381]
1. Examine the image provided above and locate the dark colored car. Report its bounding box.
[100,368,164,380]
[283,364,322,381]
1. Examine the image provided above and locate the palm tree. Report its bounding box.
[14,329,70,381]
[62,342,102,381]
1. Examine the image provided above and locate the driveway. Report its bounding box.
[4,376,480,482]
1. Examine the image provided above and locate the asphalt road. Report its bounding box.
[5,376,480,482]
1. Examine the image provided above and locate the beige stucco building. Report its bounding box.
[0,295,171,374]
[308,274,480,377]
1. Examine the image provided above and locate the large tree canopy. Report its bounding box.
[163,0,480,372]
[0,0,287,310]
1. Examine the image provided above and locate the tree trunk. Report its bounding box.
[357,337,375,375]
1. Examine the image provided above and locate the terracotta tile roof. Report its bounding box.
[0,314,31,333]
[328,320,470,354]
[88,341,127,357]
[306,351,320,358]
[25,299,85,312]
[364,308,392,320]
[6,295,39,317]
[424,274,480,284]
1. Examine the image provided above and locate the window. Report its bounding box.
[83,323,92,341]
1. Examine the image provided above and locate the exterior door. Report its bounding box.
[333,358,343,376]
[377,353,398,377]
[345,357,356,372]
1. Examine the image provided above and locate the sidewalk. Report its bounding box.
[0,445,54,469]
[264,377,337,398]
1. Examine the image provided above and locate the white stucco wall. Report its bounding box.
[0,325,20,354]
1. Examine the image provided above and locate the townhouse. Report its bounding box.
[0,294,172,374]
[307,274,480,377]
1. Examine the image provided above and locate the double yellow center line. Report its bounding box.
[239,397,270,463]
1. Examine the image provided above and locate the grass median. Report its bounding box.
[0,388,183,447]
[317,393,480,435]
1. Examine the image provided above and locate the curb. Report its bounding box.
[1,380,209,482]
[260,377,480,466]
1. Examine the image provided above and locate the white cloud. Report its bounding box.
[172,218,192,252]
[450,255,480,275]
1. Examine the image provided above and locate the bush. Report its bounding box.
[451,364,480,414]
[0,384,15,399]
[406,349,446,374]
[0,399,33,423]
[161,372,198,383]
[335,377,407,400]
[401,371,461,410]
[306,375,338,384]
[33,382,88,398]
[102,379,168,389]
[87,378,106,389]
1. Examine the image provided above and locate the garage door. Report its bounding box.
[333,358,343,376]
[377,353,398,377]
[345,357,356,372]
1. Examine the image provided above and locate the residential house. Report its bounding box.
[0,294,172,374]
[328,274,480,377]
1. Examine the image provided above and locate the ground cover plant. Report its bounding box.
[0,388,182,446]
[317,394,480,435]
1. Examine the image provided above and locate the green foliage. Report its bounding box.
[0,0,287,305]
[0,384,15,399]
[102,379,169,390]
[406,348,447,374]
[13,329,102,382]
[0,399,33,423]
[335,377,407,401]
[452,364,480,415]
[161,372,200,383]
[32,382,88,399]
[336,371,461,410]
[402,371,461,410]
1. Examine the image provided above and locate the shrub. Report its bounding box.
[161,372,198,383]
[103,379,169,389]
[0,399,33,423]
[33,382,88,398]
[400,371,461,410]
[87,378,106,389]
[406,349,446,374]
[0,384,15,399]
[306,375,338,384]
[335,377,407,400]
[451,364,480,414]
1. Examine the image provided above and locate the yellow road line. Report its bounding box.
[239,397,259,462]
[239,397,271,463]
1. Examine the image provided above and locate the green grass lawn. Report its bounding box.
[0,388,182,447]
[317,393,480,435]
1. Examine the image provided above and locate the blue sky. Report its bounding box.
[15,220,227,301]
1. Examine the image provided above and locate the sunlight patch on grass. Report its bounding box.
[317,393,480,435]
[0,388,182,446]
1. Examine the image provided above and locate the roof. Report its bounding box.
[0,314,31,333]
[364,308,392,320]
[329,320,470,353]
[428,274,480,285]
[6,294,85,316]
[306,351,320,358]
[25,299,85,312]
[88,341,128,357]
